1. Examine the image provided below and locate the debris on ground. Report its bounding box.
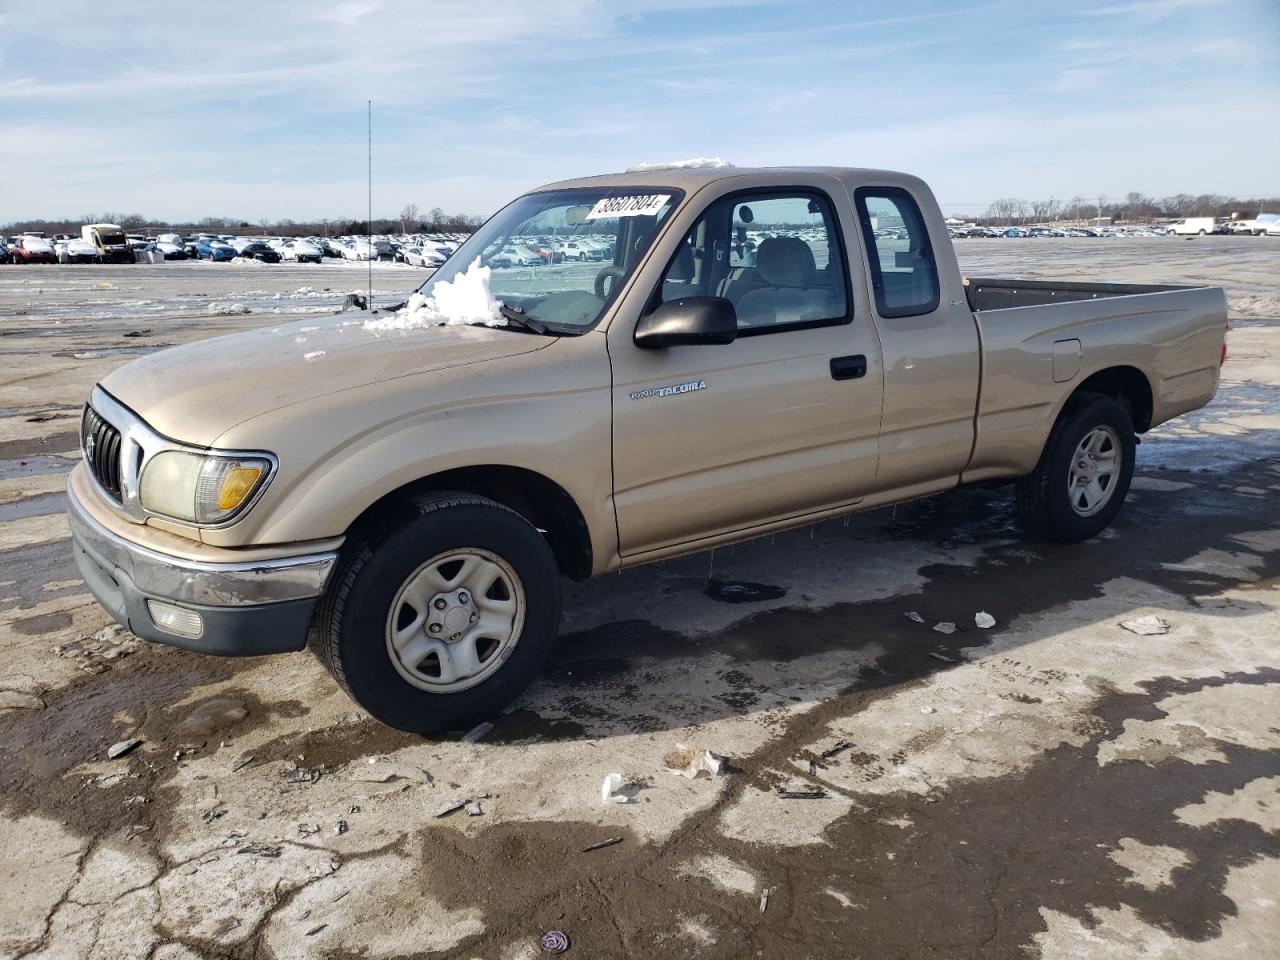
[904,611,925,623]
[776,786,829,800]
[759,887,771,914]
[703,578,787,604]
[236,843,282,858]
[974,611,996,629]
[919,705,935,714]
[601,772,631,803]
[201,805,227,824]
[284,763,326,784]
[932,621,957,635]
[928,651,957,664]
[297,823,320,837]
[820,739,852,760]
[663,745,727,779]
[539,930,571,953]
[465,801,484,817]
[582,836,623,853]
[54,624,141,673]
[231,755,256,773]
[107,738,143,759]
[435,799,468,819]
[461,721,494,744]
[305,924,327,937]
[349,759,434,785]
[334,820,349,836]
[1119,614,1171,636]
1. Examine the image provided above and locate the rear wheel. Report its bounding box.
[313,492,561,734]
[1016,393,1135,542]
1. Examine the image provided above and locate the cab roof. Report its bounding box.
[534,165,926,196]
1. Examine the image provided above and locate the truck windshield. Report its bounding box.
[414,187,682,332]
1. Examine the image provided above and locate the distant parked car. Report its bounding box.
[238,241,282,263]
[10,236,57,263]
[196,238,236,261]
[0,239,9,263]
[401,246,446,268]
[154,234,189,260]
[1266,219,1280,237]
[56,237,101,263]
[282,239,323,263]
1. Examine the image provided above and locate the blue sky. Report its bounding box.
[1,0,1276,221]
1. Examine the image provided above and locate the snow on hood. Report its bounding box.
[364,257,504,332]
[626,157,734,172]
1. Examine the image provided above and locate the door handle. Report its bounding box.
[830,355,867,381]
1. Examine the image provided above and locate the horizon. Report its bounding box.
[1,0,1277,222]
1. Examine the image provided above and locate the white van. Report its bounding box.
[1166,217,1218,236]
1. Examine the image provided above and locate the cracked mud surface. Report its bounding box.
[1,245,1278,959]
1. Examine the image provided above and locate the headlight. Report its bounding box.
[139,451,272,525]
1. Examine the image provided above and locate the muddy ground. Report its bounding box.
[0,238,1277,959]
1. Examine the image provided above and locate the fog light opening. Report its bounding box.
[146,600,204,639]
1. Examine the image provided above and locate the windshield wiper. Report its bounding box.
[496,303,551,335]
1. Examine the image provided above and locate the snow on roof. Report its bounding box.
[625,157,734,173]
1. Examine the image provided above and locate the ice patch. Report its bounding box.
[627,157,734,172]
[364,258,503,332]
[303,350,326,361]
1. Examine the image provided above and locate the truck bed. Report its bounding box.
[964,277,1192,312]
[960,278,1227,484]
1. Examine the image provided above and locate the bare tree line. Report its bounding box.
[2,205,484,237]
[973,192,1280,226]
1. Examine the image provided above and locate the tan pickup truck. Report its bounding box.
[68,166,1227,732]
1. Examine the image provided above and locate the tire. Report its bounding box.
[312,492,562,734]
[1015,393,1135,542]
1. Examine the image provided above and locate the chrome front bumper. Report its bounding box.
[67,478,339,655]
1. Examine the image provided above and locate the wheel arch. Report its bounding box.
[346,464,594,580]
[1071,365,1154,432]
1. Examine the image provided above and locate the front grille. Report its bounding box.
[81,405,123,502]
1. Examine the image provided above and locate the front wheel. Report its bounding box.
[1015,393,1135,542]
[312,492,561,734]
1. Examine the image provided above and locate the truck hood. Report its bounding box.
[100,314,554,446]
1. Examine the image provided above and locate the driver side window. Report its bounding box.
[656,191,849,333]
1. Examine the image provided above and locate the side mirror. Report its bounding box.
[634,297,737,348]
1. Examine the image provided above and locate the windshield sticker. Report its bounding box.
[629,379,706,401]
[586,194,671,220]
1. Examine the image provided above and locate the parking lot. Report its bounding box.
[0,238,1277,958]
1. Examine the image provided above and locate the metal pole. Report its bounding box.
[367,100,373,311]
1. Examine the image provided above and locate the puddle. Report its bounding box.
[0,490,66,523]
[0,456,75,481]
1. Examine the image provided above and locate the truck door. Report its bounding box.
[849,186,980,492]
[608,185,883,558]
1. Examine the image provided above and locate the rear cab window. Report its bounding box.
[654,189,850,334]
[853,187,940,318]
